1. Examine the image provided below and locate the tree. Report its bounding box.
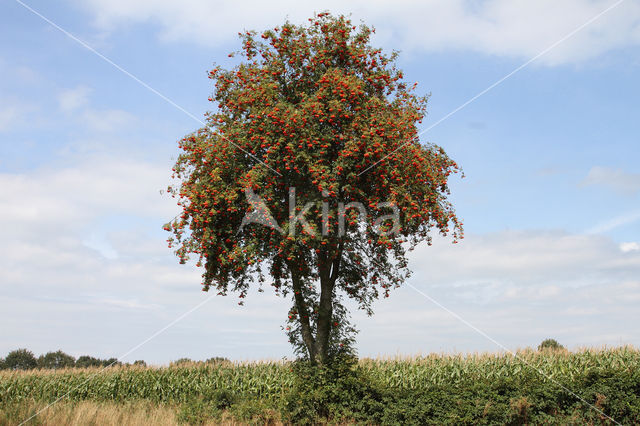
[4,349,38,370]
[37,350,75,369]
[0,357,6,370]
[102,357,121,367]
[166,13,462,364]
[75,355,103,368]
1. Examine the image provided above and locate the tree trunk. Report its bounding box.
[313,248,342,365]
[314,264,334,365]
[291,270,317,362]
[289,247,342,365]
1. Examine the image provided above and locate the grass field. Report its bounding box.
[1,346,639,424]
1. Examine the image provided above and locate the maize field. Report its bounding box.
[1,346,637,406]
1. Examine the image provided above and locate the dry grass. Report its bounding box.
[0,400,178,426]
[0,399,276,426]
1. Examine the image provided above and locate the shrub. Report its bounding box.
[538,339,564,351]
[177,398,219,425]
[173,358,193,365]
[205,357,229,365]
[4,349,37,370]
[282,354,385,424]
[176,389,237,424]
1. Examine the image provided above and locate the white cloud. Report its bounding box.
[1,156,639,361]
[352,230,640,355]
[0,106,20,131]
[621,242,640,252]
[582,165,640,195]
[58,85,136,132]
[0,156,291,363]
[59,85,92,112]
[77,0,640,65]
[584,210,640,234]
[0,100,37,132]
[82,108,136,132]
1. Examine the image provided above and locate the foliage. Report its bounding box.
[166,11,463,363]
[538,338,565,351]
[2,347,639,424]
[0,358,6,370]
[205,357,229,365]
[75,355,103,368]
[103,357,121,367]
[37,350,76,370]
[133,360,147,367]
[73,355,120,369]
[4,349,37,370]
[282,353,384,424]
[176,388,238,424]
[170,358,194,367]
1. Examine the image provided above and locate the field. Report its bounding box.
[1,347,639,425]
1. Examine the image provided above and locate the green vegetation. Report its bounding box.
[538,338,565,351]
[3,349,37,371]
[1,347,639,424]
[37,350,76,370]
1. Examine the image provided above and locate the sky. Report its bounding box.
[1,0,639,365]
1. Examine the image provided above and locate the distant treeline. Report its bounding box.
[0,348,230,370]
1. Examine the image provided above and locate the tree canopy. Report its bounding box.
[4,348,38,370]
[166,13,463,363]
[37,350,76,370]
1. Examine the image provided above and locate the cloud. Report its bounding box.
[351,230,640,354]
[82,108,136,132]
[1,156,639,361]
[584,210,640,234]
[0,155,292,363]
[0,100,37,132]
[410,230,640,292]
[581,166,640,195]
[620,242,640,252]
[77,0,640,65]
[58,86,92,112]
[58,85,136,132]
[0,106,20,131]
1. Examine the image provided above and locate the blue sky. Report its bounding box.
[1,0,639,364]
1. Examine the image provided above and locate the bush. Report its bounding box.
[177,398,220,425]
[177,389,237,424]
[282,354,385,424]
[538,339,564,351]
[133,360,147,367]
[4,349,37,370]
[171,358,194,367]
[37,350,75,369]
[205,357,229,365]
